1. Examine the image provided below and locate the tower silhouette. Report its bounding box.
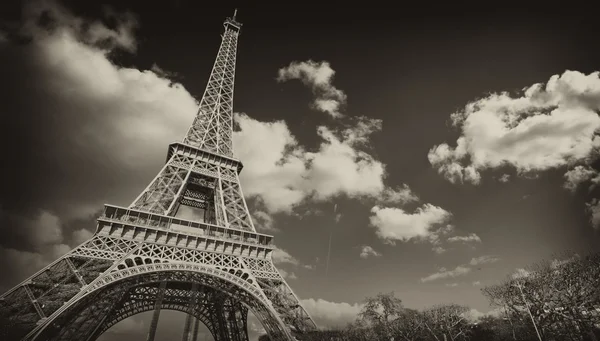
[0,10,317,341]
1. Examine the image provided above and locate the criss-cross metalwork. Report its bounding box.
[0,10,317,341]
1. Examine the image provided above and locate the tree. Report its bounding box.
[344,319,376,341]
[421,304,472,341]
[358,291,404,340]
[482,251,600,341]
[472,313,534,341]
[541,252,600,341]
[392,308,427,341]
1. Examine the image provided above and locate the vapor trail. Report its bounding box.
[325,204,337,277]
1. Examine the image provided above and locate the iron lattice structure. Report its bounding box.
[0,11,317,341]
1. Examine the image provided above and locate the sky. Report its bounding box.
[1,0,600,340]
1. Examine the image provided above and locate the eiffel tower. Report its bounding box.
[0,10,317,341]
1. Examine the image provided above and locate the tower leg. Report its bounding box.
[182,282,199,341]
[191,317,200,341]
[146,281,167,341]
[182,313,193,341]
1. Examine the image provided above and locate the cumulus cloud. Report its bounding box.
[234,113,418,214]
[379,185,419,204]
[1,0,198,223]
[420,265,471,283]
[300,298,362,328]
[0,209,63,249]
[252,210,277,232]
[427,224,456,254]
[22,0,140,53]
[498,174,511,183]
[0,0,201,289]
[0,210,73,291]
[429,70,600,185]
[447,233,482,243]
[359,245,382,259]
[71,228,94,246]
[563,165,600,192]
[472,281,481,286]
[277,60,347,118]
[271,247,300,266]
[369,204,452,243]
[278,269,298,280]
[470,255,500,266]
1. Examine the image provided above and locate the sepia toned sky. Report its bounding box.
[1,1,599,340]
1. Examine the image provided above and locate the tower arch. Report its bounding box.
[28,265,293,341]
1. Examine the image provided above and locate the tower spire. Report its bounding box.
[182,13,242,158]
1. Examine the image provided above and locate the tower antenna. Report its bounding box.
[233,8,238,20]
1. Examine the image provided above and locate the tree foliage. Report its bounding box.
[482,251,600,341]
[269,251,600,341]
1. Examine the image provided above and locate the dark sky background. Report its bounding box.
[1,1,600,340]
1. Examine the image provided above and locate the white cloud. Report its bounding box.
[271,247,300,266]
[22,0,139,53]
[72,228,94,246]
[252,211,277,232]
[464,308,487,322]
[472,281,481,286]
[300,298,362,328]
[2,0,198,222]
[0,210,73,291]
[359,245,382,259]
[498,174,511,183]
[463,307,505,323]
[512,268,531,279]
[334,213,342,223]
[369,204,452,242]
[470,255,500,266]
[447,233,482,243]
[429,71,600,185]
[380,185,419,204]
[277,60,347,118]
[564,165,600,192]
[234,113,418,214]
[278,269,298,280]
[420,265,471,282]
[428,224,455,253]
[0,1,206,291]
[432,246,446,254]
[20,210,63,247]
[445,283,458,287]
[586,199,600,230]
